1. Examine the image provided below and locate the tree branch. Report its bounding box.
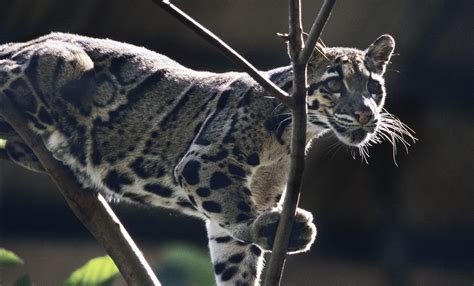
[0,96,160,285]
[263,0,307,284]
[264,1,335,284]
[298,0,336,64]
[152,0,294,108]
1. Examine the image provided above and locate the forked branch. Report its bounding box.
[153,0,336,285]
[263,1,307,285]
[265,2,336,285]
[0,96,160,285]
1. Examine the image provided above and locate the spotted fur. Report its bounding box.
[0,33,413,285]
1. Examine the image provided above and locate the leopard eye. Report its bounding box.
[325,78,343,93]
[367,79,383,94]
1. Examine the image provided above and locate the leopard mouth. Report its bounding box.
[328,121,375,147]
[347,128,371,144]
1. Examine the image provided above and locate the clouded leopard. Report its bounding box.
[0,32,413,285]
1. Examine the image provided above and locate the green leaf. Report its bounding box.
[157,243,214,286]
[0,248,24,267]
[64,255,119,286]
[14,274,33,286]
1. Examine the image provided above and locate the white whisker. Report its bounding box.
[365,110,418,165]
[271,103,285,115]
[276,116,293,132]
[344,109,416,165]
[273,112,292,118]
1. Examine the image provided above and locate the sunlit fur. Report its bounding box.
[305,35,416,163]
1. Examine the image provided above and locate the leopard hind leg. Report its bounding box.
[0,49,44,172]
[0,38,95,173]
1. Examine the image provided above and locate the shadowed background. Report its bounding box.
[0,0,472,285]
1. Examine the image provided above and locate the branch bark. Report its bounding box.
[0,96,160,285]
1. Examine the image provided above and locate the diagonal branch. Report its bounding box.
[0,95,160,286]
[152,0,294,108]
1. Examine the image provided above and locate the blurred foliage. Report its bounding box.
[0,248,31,286]
[0,243,216,286]
[157,243,214,286]
[64,256,119,286]
[0,248,121,286]
[0,247,24,267]
[14,274,33,286]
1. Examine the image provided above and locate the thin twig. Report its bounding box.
[0,96,160,286]
[298,0,336,64]
[152,0,294,108]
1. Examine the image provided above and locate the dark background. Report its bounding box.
[0,0,472,285]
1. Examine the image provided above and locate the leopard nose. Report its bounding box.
[354,110,373,125]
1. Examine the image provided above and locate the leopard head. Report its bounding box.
[306,35,415,161]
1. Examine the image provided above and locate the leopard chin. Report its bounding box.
[331,126,374,147]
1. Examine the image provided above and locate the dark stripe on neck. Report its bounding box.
[237,87,253,108]
[194,80,244,145]
[268,66,292,83]
[159,85,195,127]
[281,80,293,93]
[265,113,292,145]
[24,55,49,108]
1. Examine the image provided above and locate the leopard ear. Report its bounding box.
[365,34,395,75]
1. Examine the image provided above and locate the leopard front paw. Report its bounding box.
[251,208,316,254]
